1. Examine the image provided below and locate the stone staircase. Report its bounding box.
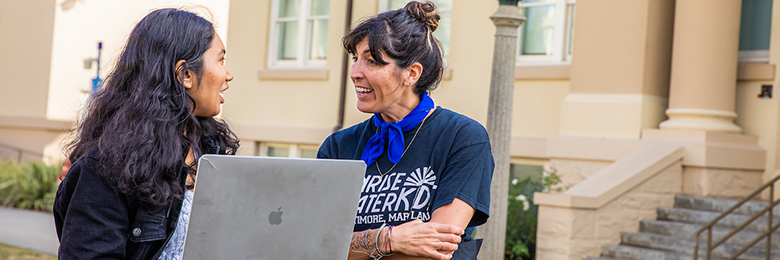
[584,195,780,260]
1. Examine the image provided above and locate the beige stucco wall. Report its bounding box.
[569,0,673,97]
[512,80,569,138]
[2,0,780,257]
[534,0,776,258]
[224,0,344,133]
[550,159,612,190]
[223,0,499,148]
[559,93,668,139]
[768,0,780,185]
[0,0,231,162]
[1,1,776,175]
[735,81,778,182]
[428,0,497,125]
[0,0,56,118]
[0,128,66,163]
[682,166,764,198]
[46,0,231,121]
[640,0,675,98]
[560,0,674,139]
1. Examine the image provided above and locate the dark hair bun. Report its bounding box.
[404,1,440,33]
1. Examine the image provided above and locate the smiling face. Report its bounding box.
[185,34,233,117]
[350,38,421,122]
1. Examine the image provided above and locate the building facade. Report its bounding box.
[0,0,231,162]
[1,0,778,259]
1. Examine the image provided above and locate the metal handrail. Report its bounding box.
[0,143,44,163]
[693,173,780,260]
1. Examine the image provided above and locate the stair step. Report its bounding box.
[621,232,780,260]
[592,196,780,260]
[657,207,780,231]
[583,256,624,260]
[675,195,780,216]
[601,244,717,260]
[640,220,780,247]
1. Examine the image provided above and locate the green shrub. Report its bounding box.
[505,167,563,260]
[0,160,61,212]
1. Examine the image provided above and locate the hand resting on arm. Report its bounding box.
[348,198,475,260]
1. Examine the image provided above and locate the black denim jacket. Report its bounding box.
[54,141,223,259]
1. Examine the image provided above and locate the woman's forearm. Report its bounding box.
[348,220,462,260]
[348,228,380,260]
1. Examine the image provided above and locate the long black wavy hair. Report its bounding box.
[66,8,239,209]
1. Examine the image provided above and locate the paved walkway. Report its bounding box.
[0,206,59,255]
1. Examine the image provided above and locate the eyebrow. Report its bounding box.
[220,49,226,55]
[362,49,370,55]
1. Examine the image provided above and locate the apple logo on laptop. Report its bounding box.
[268,207,283,225]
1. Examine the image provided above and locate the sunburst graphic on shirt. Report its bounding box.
[404,166,436,187]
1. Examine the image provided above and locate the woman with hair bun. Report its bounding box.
[54,8,238,259]
[318,1,493,259]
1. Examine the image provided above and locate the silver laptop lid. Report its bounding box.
[182,155,365,260]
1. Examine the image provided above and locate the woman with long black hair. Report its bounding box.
[54,8,239,259]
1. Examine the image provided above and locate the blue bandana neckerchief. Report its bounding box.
[361,92,434,168]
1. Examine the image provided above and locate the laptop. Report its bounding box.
[181,155,366,259]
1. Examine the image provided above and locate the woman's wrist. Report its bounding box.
[387,225,394,254]
[374,223,395,257]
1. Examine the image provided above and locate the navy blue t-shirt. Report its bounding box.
[318,107,493,233]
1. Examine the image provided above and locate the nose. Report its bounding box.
[349,62,362,82]
[223,69,233,92]
[226,68,234,82]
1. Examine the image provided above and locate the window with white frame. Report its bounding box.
[268,0,330,68]
[259,142,319,158]
[517,0,575,64]
[378,0,452,56]
[738,0,772,62]
[510,163,545,183]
